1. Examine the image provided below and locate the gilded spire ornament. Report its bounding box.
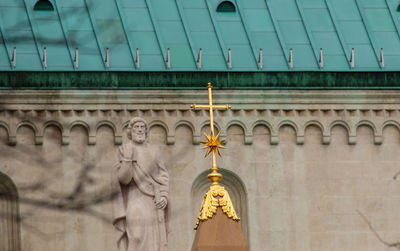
[191,83,240,229]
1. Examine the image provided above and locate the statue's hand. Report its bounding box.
[122,145,135,161]
[155,196,167,210]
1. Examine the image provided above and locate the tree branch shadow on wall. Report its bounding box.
[0,143,119,235]
[0,108,189,241]
[0,143,184,239]
[0,109,116,239]
[357,210,400,249]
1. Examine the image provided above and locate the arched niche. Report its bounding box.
[330,124,349,145]
[356,125,374,145]
[191,168,248,239]
[43,125,63,165]
[96,124,115,147]
[16,125,36,146]
[383,124,400,145]
[96,125,116,173]
[278,124,297,144]
[200,123,220,142]
[0,126,8,146]
[252,124,270,144]
[70,124,89,147]
[43,125,62,146]
[175,124,193,145]
[148,125,167,145]
[226,124,245,145]
[304,124,323,145]
[0,172,20,251]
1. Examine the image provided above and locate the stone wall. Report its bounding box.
[0,90,400,251]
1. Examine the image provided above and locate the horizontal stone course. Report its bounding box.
[1,89,400,251]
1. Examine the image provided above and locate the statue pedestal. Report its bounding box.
[191,207,249,251]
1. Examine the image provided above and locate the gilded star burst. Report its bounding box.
[200,131,225,157]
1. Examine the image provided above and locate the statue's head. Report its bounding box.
[127,117,148,144]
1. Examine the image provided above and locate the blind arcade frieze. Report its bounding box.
[0,108,398,147]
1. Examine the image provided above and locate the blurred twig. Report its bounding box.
[357,210,400,249]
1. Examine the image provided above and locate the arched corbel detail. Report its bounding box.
[95,120,119,145]
[68,120,93,145]
[382,120,400,133]
[329,120,354,145]
[16,121,42,145]
[175,120,196,145]
[277,120,301,145]
[251,120,275,145]
[199,120,222,132]
[199,120,223,144]
[113,120,126,144]
[120,120,132,145]
[122,120,131,130]
[226,120,252,145]
[61,121,70,145]
[382,120,400,144]
[42,120,64,145]
[355,120,381,145]
[0,121,12,146]
[95,120,116,134]
[303,120,327,145]
[148,120,173,145]
[43,120,64,134]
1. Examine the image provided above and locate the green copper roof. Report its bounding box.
[1,0,400,71]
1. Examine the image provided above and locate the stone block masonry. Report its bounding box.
[1,89,400,251]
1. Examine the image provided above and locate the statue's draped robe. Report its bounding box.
[112,142,169,251]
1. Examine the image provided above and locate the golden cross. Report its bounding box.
[190,83,231,185]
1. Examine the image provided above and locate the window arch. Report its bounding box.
[33,0,54,11]
[0,172,21,251]
[217,1,236,12]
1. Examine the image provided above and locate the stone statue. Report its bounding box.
[112,117,169,251]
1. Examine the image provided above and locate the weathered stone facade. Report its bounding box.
[1,89,400,251]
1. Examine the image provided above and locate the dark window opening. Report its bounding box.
[217,1,236,12]
[34,0,54,11]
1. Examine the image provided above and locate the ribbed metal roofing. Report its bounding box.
[1,0,400,71]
